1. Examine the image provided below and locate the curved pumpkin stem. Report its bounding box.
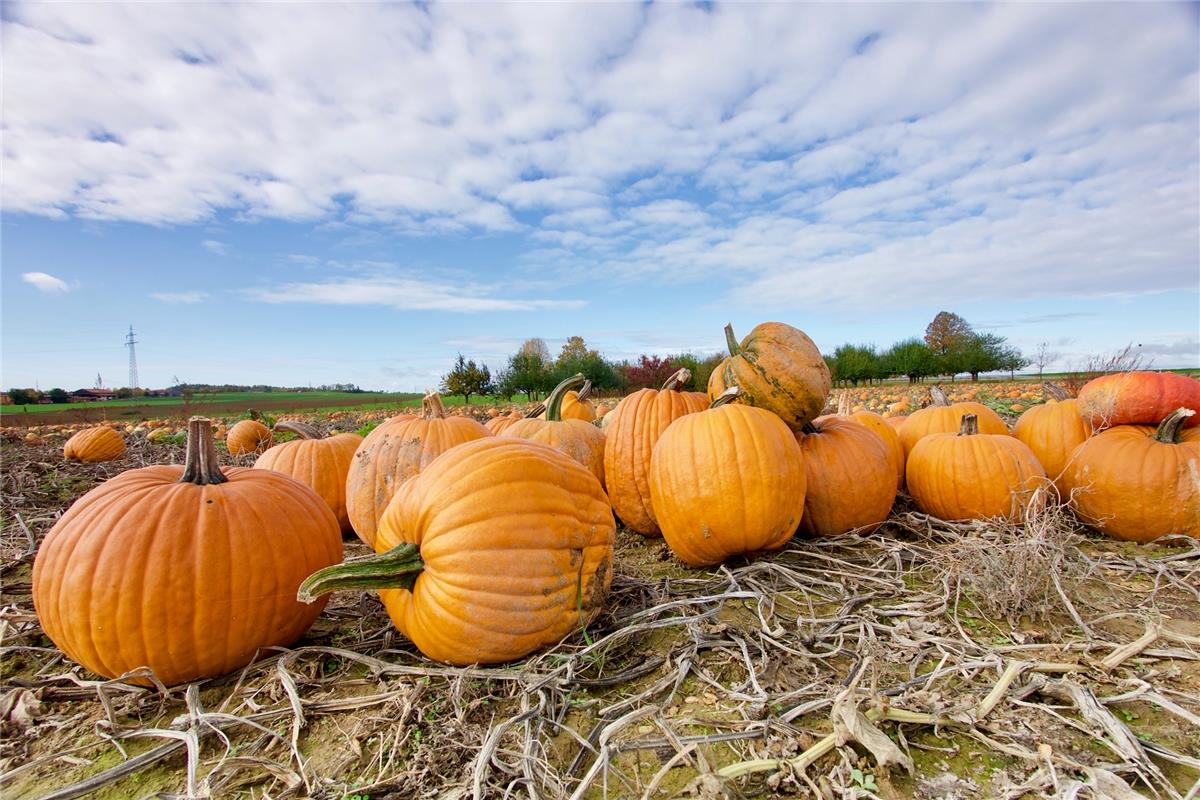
[929,386,951,407]
[274,420,323,440]
[180,417,228,485]
[422,392,447,420]
[958,414,979,436]
[1153,407,1195,444]
[836,391,851,416]
[724,323,741,357]
[1042,382,1070,402]
[710,386,741,409]
[800,421,820,435]
[525,402,547,419]
[661,368,692,391]
[545,374,586,422]
[297,542,425,603]
[576,379,594,403]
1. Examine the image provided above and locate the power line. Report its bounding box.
[125,325,139,389]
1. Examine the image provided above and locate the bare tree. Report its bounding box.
[1032,341,1058,378]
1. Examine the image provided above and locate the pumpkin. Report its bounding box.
[63,426,125,462]
[898,386,1008,458]
[226,419,273,455]
[502,374,606,488]
[33,418,342,686]
[906,414,1047,522]
[1077,371,1200,429]
[300,437,614,664]
[604,368,709,535]
[1012,383,1092,497]
[1062,408,1199,542]
[848,410,906,490]
[798,417,897,536]
[485,411,523,435]
[345,393,489,547]
[707,322,831,432]
[254,421,362,534]
[649,389,806,566]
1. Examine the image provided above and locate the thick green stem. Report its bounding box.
[711,386,741,409]
[297,542,424,604]
[576,380,594,403]
[179,417,228,485]
[958,413,979,436]
[1153,407,1195,444]
[661,368,692,391]
[724,323,741,357]
[545,373,586,422]
[274,420,323,440]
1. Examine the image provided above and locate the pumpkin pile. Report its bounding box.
[27,333,1200,685]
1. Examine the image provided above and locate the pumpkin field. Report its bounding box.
[1,327,1198,800]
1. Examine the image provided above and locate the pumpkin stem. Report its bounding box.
[577,380,594,403]
[545,373,586,422]
[724,323,741,357]
[929,386,951,407]
[179,417,228,485]
[1043,382,1070,402]
[1153,407,1195,444]
[273,420,323,439]
[297,542,425,603]
[958,414,979,436]
[836,391,851,416]
[801,421,820,435]
[422,392,447,420]
[661,368,692,391]
[710,386,741,409]
[525,402,547,419]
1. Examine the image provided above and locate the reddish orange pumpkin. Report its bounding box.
[502,374,606,487]
[254,421,362,533]
[33,418,342,686]
[798,417,897,536]
[63,426,126,462]
[1077,371,1200,429]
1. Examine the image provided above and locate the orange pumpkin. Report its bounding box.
[898,386,1008,458]
[226,419,273,456]
[604,369,708,536]
[1062,408,1199,542]
[798,417,896,536]
[848,410,906,490]
[1077,371,1200,429]
[502,374,606,488]
[63,426,125,462]
[707,322,831,432]
[906,414,1047,522]
[559,379,597,422]
[33,418,342,686]
[300,437,614,664]
[649,391,805,566]
[485,411,523,435]
[345,393,488,546]
[254,421,362,534]
[1012,384,1092,497]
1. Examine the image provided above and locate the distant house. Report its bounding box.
[71,388,118,402]
[0,393,11,406]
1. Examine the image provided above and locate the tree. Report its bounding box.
[999,345,1030,380]
[622,355,678,390]
[498,350,549,400]
[1032,341,1058,378]
[924,311,972,356]
[47,387,70,404]
[832,344,880,386]
[8,388,37,405]
[552,336,621,392]
[518,338,552,365]
[440,354,492,405]
[883,339,937,383]
[556,336,592,367]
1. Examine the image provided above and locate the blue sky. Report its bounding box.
[3,2,1197,391]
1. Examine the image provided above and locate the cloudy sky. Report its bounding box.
[2,2,1197,391]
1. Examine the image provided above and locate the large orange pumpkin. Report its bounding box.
[906,414,1047,522]
[1077,371,1200,429]
[301,437,614,665]
[345,393,488,546]
[1012,384,1092,497]
[798,417,896,536]
[502,374,606,488]
[254,421,362,534]
[848,410,905,490]
[898,386,1008,458]
[1062,408,1199,542]
[649,391,806,566]
[226,419,273,456]
[559,380,597,423]
[604,369,708,535]
[63,426,125,462]
[33,418,342,686]
[707,322,831,432]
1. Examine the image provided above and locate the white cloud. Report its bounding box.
[151,291,209,304]
[201,239,226,255]
[21,272,73,292]
[243,275,584,313]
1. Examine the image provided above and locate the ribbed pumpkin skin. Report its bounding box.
[374,438,615,664]
[226,420,273,455]
[848,411,906,490]
[502,418,606,488]
[1063,424,1199,543]
[63,427,125,462]
[707,323,831,432]
[559,391,596,422]
[255,433,362,533]
[907,432,1047,522]
[603,388,708,535]
[899,403,1008,458]
[1013,400,1092,496]
[345,413,488,546]
[485,413,523,435]
[649,405,805,566]
[1077,372,1200,429]
[32,467,342,686]
[798,418,897,536]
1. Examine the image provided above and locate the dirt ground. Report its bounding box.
[1,430,1198,799]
